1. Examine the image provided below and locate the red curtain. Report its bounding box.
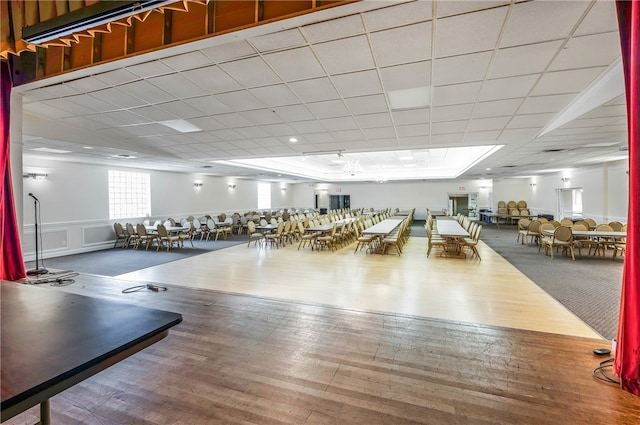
[614,0,640,396]
[0,60,26,281]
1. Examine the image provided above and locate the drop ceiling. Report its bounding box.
[17,0,628,183]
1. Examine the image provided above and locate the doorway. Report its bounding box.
[329,195,350,210]
[556,188,583,220]
[448,193,478,218]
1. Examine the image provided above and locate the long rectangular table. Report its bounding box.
[1,282,183,424]
[436,220,470,258]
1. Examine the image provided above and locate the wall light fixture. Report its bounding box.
[23,173,48,180]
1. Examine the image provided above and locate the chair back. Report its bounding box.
[517,218,531,230]
[540,222,555,234]
[553,226,572,242]
[136,223,147,236]
[560,218,573,227]
[114,222,125,236]
[527,220,541,234]
[608,221,623,231]
[157,224,168,238]
[247,221,257,233]
[596,224,613,232]
[126,223,136,235]
[572,223,588,231]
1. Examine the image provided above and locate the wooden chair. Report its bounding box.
[135,223,159,250]
[315,224,337,252]
[157,224,182,251]
[426,227,446,258]
[246,221,265,247]
[526,220,542,246]
[545,226,575,260]
[113,222,128,248]
[264,222,285,249]
[461,224,482,260]
[516,218,531,244]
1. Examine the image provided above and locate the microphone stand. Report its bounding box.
[27,196,48,276]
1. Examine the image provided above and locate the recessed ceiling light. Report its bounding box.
[387,86,430,110]
[158,119,202,133]
[31,147,71,154]
[83,146,93,149]
[289,137,298,143]
[486,167,491,171]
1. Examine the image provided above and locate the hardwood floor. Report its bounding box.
[117,236,599,338]
[5,275,639,425]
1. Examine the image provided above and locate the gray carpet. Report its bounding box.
[26,236,249,277]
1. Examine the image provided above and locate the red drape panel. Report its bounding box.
[0,60,26,281]
[614,0,640,396]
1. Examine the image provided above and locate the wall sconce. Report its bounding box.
[23,173,48,180]
[228,184,236,189]
[530,183,536,187]
[561,177,570,183]
[193,182,203,189]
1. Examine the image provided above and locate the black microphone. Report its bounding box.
[28,193,39,201]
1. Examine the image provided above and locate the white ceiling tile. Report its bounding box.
[574,0,619,36]
[379,61,431,91]
[289,78,339,103]
[230,139,261,149]
[184,96,233,115]
[210,129,244,141]
[478,74,539,101]
[531,67,607,96]
[302,15,365,43]
[289,120,326,134]
[149,73,203,99]
[355,113,393,129]
[368,138,400,148]
[304,132,335,143]
[432,82,482,106]
[490,40,563,79]
[182,66,241,94]
[62,94,117,113]
[89,87,146,109]
[548,32,621,71]
[320,117,358,131]
[332,70,383,98]
[201,40,257,63]
[339,140,371,150]
[119,80,175,104]
[437,1,509,17]
[94,68,139,86]
[216,90,266,111]
[370,22,432,67]
[36,83,81,97]
[235,126,271,139]
[466,116,511,132]
[313,36,375,74]
[157,101,206,119]
[129,106,178,121]
[253,137,283,147]
[431,120,467,135]
[160,51,213,71]
[397,123,429,137]
[273,105,315,122]
[433,51,492,85]
[430,133,464,145]
[91,110,149,126]
[307,100,349,119]
[472,98,523,119]
[345,94,388,115]
[249,84,300,107]
[507,113,556,129]
[127,61,174,78]
[500,1,590,48]
[464,130,501,143]
[219,57,281,88]
[582,103,627,119]
[249,28,307,53]
[332,129,365,142]
[498,128,544,142]
[364,1,432,32]
[518,94,577,114]
[260,123,297,137]
[214,113,253,128]
[436,7,507,57]
[430,104,474,122]
[263,47,325,82]
[363,127,397,140]
[22,88,59,102]
[64,77,110,93]
[240,109,284,125]
[391,108,430,126]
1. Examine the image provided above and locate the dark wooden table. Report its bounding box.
[0,281,182,424]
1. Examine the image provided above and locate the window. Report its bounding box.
[257,182,271,210]
[108,170,150,219]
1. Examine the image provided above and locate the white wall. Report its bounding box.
[292,179,493,220]
[493,160,628,223]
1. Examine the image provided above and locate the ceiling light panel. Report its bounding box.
[387,86,430,110]
[436,7,507,57]
[313,35,375,74]
[370,22,432,67]
[500,1,589,47]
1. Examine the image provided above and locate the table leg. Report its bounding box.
[39,399,50,425]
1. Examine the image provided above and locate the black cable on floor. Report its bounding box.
[592,358,620,385]
[122,283,168,293]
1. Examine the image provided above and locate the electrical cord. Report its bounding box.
[122,283,168,293]
[592,358,619,385]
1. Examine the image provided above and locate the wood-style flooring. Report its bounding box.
[7,229,640,424]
